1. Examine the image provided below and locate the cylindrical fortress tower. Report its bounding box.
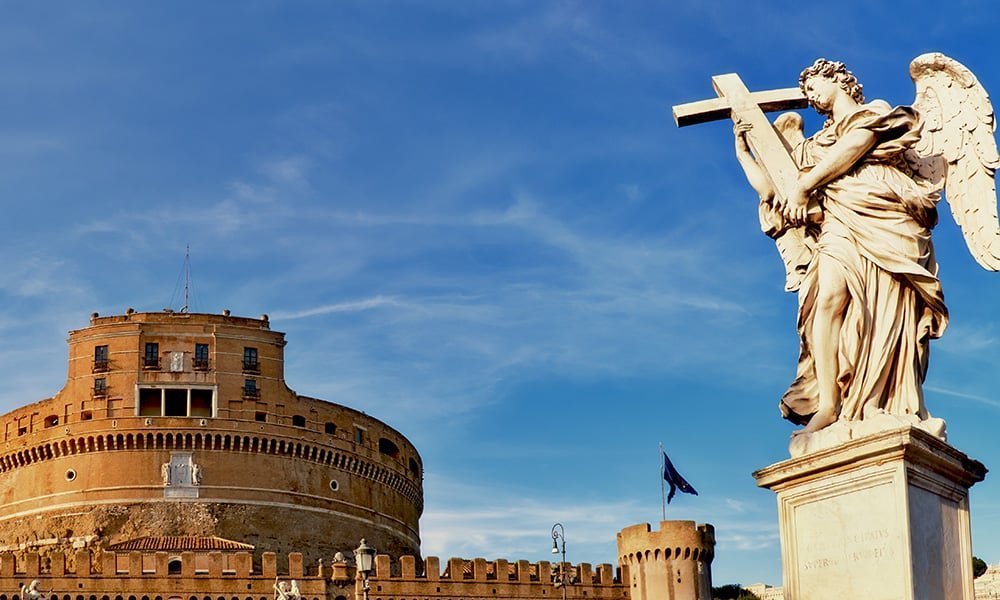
[617,520,715,600]
[0,311,423,566]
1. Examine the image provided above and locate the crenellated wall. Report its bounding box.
[365,554,626,600]
[0,550,337,599]
[0,551,627,600]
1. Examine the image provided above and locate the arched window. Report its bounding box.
[325,422,336,435]
[43,415,59,428]
[292,415,306,428]
[168,558,182,575]
[378,438,400,459]
[409,458,421,478]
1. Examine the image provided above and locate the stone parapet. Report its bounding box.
[0,551,624,600]
[365,554,624,600]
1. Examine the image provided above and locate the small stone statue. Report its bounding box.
[20,580,43,600]
[160,462,171,486]
[274,579,301,600]
[192,463,202,486]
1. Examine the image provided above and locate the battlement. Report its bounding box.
[0,550,323,579]
[617,520,715,564]
[0,551,628,600]
[366,554,626,600]
[616,521,715,600]
[368,554,620,584]
[0,550,332,600]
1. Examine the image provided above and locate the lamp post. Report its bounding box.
[354,538,376,600]
[550,523,568,600]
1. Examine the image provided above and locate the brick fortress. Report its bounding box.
[0,310,715,600]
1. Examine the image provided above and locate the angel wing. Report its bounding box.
[908,52,1000,270]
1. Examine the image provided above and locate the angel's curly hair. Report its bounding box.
[799,58,865,113]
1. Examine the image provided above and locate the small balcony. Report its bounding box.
[92,386,108,398]
[142,356,161,370]
[92,359,109,373]
[242,387,260,399]
[192,358,210,371]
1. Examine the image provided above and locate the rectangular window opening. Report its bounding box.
[139,389,161,416]
[164,389,187,417]
[194,343,209,370]
[138,387,216,418]
[190,389,213,417]
[93,345,109,372]
[143,343,159,369]
[243,347,259,372]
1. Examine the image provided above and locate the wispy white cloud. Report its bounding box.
[935,324,997,355]
[924,385,1000,409]
[421,474,778,564]
[0,131,68,157]
[270,296,401,320]
[0,254,87,299]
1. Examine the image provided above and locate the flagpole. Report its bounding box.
[659,442,666,521]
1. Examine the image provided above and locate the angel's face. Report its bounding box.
[802,76,840,113]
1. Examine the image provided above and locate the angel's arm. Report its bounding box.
[784,129,877,222]
[799,129,877,191]
[733,121,776,202]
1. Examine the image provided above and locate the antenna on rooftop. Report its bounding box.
[181,244,191,313]
[169,245,197,313]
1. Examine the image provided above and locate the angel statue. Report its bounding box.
[19,580,44,600]
[728,54,1000,451]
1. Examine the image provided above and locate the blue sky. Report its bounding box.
[2,0,1000,587]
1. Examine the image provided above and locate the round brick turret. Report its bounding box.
[617,520,715,600]
[0,311,423,565]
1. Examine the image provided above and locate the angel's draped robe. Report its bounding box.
[779,102,949,425]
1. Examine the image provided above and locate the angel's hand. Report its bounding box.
[782,185,810,224]
[733,120,753,154]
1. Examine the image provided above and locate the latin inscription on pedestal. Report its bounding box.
[755,428,986,600]
[793,480,903,599]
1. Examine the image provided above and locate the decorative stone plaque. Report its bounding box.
[169,352,184,372]
[163,451,201,499]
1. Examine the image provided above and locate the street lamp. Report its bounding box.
[551,523,568,600]
[354,538,376,600]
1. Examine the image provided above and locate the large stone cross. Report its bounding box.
[673,73,808,205]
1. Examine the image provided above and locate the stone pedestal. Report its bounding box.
[754,426,986,600]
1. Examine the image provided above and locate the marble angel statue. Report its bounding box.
[732,54,1000,447]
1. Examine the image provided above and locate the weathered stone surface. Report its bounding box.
[755,426,986,600]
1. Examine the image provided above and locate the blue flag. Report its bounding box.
[662,451,698,503]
